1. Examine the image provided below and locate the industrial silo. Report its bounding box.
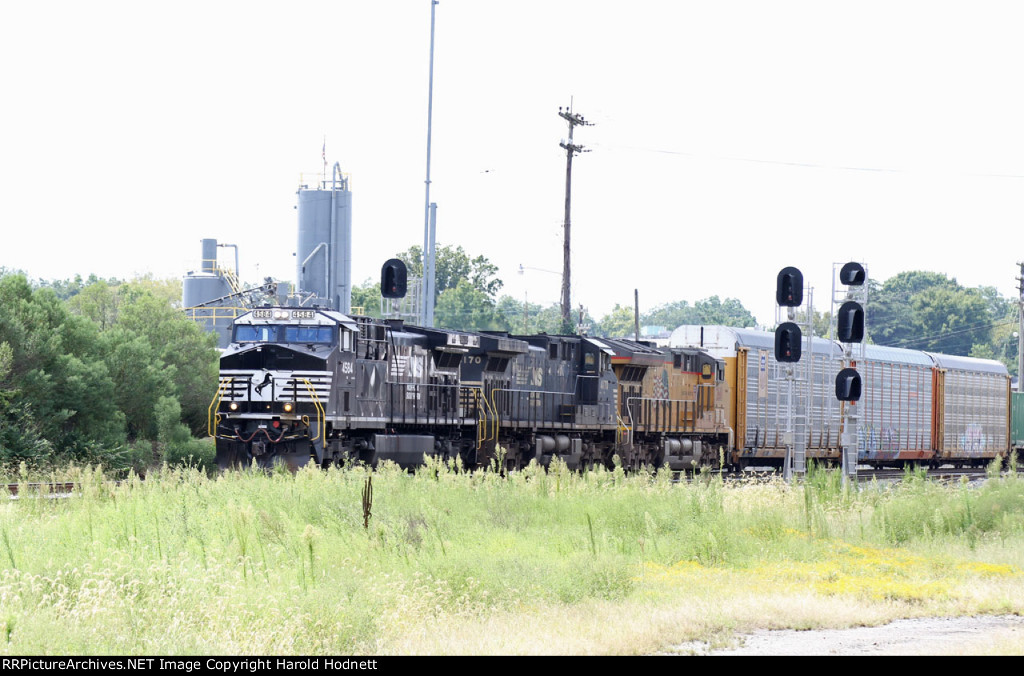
[296,163,352,313]
[182,238,237,348]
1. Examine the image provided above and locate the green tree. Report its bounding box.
[66,279,121,329]
[114,281,219,435]
[869,271,958,347]
[597,304,638,339]
[870,271,997,355]
[991,319,1020,377]
[789,308,833,338]
[693,296,757,327]
[910,286,991,355]
[101,327,172,440]
[643,296,756,330]
[643,300,697,329]
[37,273,121,301]
[0,271,219,469]
[494,297,570,335]
[0,274,125,464]
[434,280,503,331]
[350,279,383,318]
[397,244,504,301]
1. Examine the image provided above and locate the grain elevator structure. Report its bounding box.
[295,163,352,314]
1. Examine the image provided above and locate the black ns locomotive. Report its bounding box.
[210,306,488,470]
[210,303,734,472]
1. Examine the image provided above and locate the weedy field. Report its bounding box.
[0,457,1022,655]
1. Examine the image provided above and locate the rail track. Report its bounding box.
[4,482,83,497]
[680,464,1020,484]
[5,464,1018,498]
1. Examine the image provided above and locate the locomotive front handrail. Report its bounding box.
[208,377,233,437]
[301,378,326,442]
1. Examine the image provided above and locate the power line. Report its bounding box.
[592,141,1024,178]
[888,319,1015,349]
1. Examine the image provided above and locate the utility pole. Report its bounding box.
[559,103,591,334]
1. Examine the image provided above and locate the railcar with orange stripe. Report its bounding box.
[669,325,1012,469]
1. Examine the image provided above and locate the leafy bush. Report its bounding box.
[163,436,216,474]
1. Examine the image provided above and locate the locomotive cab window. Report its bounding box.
[282,325,335,344]
[234,325,275,343]
[233,324,336,345]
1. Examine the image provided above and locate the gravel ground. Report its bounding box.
[675,615,1024,656]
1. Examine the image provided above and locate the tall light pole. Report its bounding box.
[422,0,439,327]
[558,103,591,334]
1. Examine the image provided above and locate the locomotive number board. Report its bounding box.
[251,309,318,320]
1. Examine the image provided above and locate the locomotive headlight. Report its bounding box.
[283,403,294,413]
[229,402,238,411]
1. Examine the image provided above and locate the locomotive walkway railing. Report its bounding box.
[486,375,606,442]
[625,396,706,446]
[384,381,466,428]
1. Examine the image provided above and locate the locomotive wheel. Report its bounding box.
[216,443,253,471]
[273,450,312,472]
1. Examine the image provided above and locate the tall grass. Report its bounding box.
[0,459,1021,655]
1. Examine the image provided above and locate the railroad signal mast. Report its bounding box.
[775,266,809,480]
[832,261,867,483]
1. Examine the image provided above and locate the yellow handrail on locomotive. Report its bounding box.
[626,396,693,447]
[301,378,326,442]
[207,377,233,438]
[488,388,509,443]
[480,388,507,442]
[471,387,486,448]
[458,385,487,449]
[479,388,498,444]
[616,414,630,446]
[488,377,603,444]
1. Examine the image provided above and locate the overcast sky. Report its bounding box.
[2,0,1023,327]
